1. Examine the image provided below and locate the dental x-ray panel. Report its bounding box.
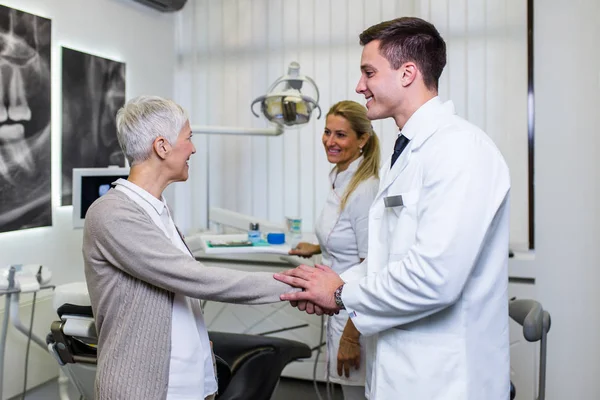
[61,47,126,206]
[0,6,51,234]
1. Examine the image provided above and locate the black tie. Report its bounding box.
[391,134,410,168]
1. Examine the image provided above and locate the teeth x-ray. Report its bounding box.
[61,47,125,206]
[0,5,52,234]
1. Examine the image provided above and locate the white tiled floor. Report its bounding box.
[10,378,80,400]
[16,377,345,400]
[273,378,345,400]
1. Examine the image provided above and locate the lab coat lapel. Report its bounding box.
[375,98,456,200]
[378,142,413,196]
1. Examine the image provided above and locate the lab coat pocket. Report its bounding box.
[386,188,419,215]
[378,329,466,399]
[385,188,420,256]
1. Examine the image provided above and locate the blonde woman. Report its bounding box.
[289,100,380,399]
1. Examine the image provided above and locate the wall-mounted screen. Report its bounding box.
[72,167,129,229]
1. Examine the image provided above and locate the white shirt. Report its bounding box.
[314,156,378,386]
[316,156,379,274]
[114,179,217,399]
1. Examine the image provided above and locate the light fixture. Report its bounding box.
[250,61,321,128]
[190,62,321,136]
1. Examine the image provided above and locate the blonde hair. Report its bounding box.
[327,101,381,210]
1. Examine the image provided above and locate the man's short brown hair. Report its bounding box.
[359,17,447,91]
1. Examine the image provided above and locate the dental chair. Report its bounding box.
[47,282,312,400]
[509,298,551,400]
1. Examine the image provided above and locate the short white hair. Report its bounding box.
[116,95,189,165]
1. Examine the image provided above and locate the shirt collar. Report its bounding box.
[399,96,444,141]
[329,155,364,188]
[114,178,166,215]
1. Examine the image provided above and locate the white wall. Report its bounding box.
[0,0,175,397]
[534,1,600,399]
[173,0,530,249]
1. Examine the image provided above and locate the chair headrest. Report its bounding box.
[53,282,91,312]
[57,303,94,319]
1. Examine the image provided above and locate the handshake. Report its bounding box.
[273,264,344,316]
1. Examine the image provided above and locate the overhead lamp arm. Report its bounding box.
[190,124,284,136]
[192,62,319,137]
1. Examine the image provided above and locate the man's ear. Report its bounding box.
[400,62,418,87]
[153,136,171,160]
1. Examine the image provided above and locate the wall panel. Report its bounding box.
[176,0,529,248]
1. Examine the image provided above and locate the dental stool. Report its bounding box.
[47,282,312,400]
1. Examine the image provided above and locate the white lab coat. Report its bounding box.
[341,97,511,400]
[315,156,378,387]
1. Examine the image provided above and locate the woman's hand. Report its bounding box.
[337,319,361,378]
[288,242,320,258]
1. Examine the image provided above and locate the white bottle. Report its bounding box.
[248,222,261,244]
[285,217,302,248]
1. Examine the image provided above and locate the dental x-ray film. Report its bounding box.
[0,5,52,233]
[61,47,126,206]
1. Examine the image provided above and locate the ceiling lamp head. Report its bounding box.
[251,62,322,127]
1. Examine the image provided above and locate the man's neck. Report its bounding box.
[393,90,438,130]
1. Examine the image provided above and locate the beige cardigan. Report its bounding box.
[83,189,295,400]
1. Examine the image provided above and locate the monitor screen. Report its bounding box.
[79,175,128,219]
[72,167,130,228]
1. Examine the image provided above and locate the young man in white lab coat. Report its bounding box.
[274,17,511,400]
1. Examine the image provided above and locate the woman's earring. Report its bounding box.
[359,147,363,153]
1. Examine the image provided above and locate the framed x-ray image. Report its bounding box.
[0,5,51,234]
[61,47,126,206]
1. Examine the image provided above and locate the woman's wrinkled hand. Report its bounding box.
[288,242,319,258]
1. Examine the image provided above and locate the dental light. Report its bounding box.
[190,62,321,136]
[250,61,321,127]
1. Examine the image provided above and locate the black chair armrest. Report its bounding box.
[214,354,232,396]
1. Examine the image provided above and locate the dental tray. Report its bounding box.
[207,240,253,247]
[207,239,271,248]
[199,234,291,255]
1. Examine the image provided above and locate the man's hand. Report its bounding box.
[274,264,343,312]
[289,300,336,316]
[337,319,361,377]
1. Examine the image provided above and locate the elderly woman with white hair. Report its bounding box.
[83,95,297,400]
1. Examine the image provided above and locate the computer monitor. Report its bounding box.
[72,167,130,228]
